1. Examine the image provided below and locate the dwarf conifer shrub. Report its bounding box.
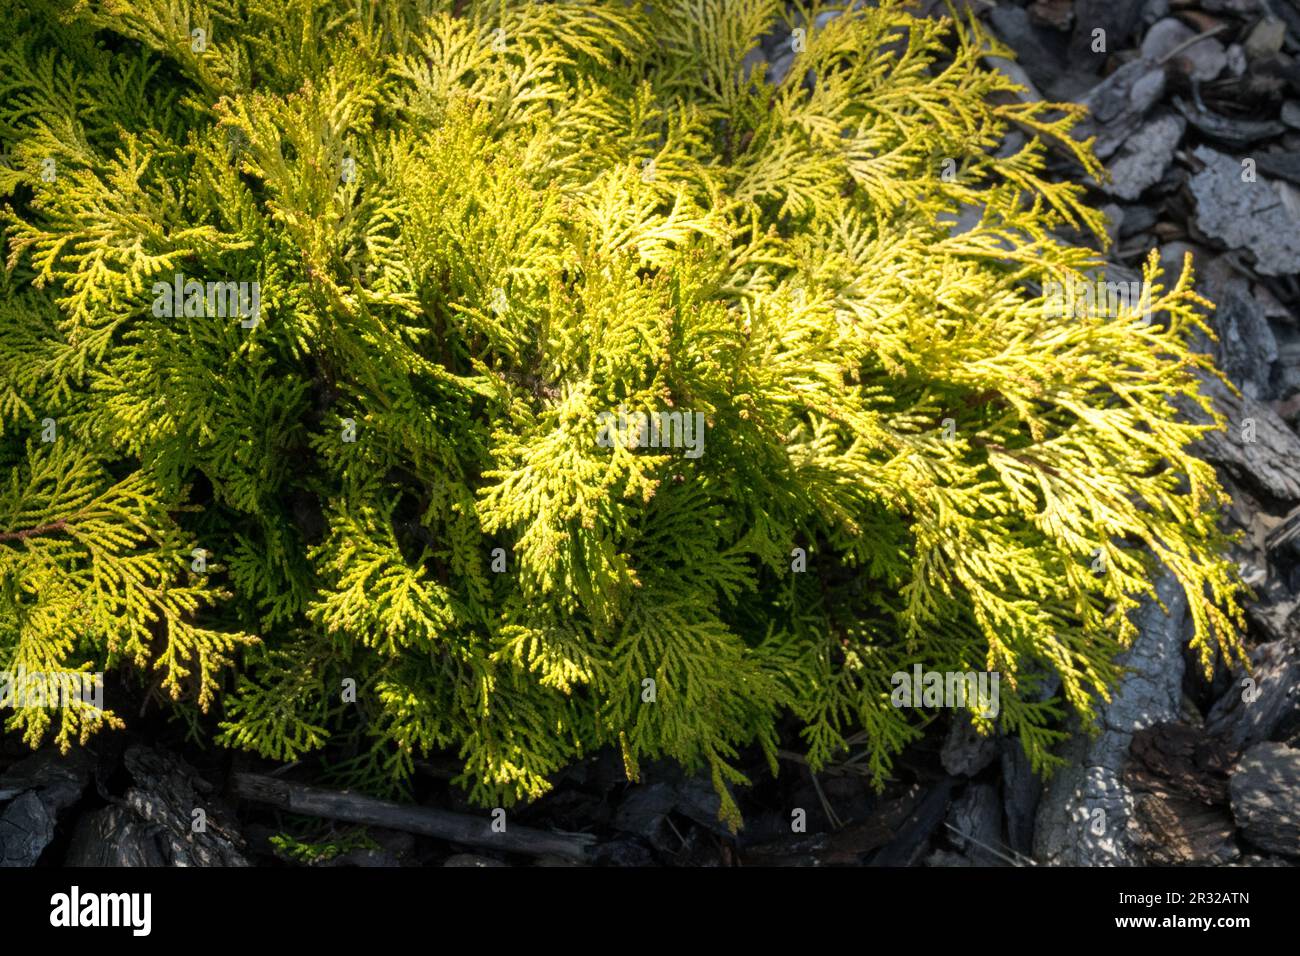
[0,0,1247,826]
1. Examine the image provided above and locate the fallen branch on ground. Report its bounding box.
[230,772,595,863]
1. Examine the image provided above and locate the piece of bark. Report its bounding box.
[941,712,999,777]
[868,779,955,866]
[1205,276,1279,400]
[1276,335,1300,398]
[0,747,94,799]
[1129,793,1239,863]
[1190,145,1300,276]
[1000,737,1041,856]
[1256,152,1300,187]
[1128,722,1235,804]
[1243,565,1300,643]
[1206,64,1289,105]
[1206,641,1300,750]
[1123,723,1239,864]
[1100,110,1185,200]
[1229,742,1300,856]
[65,745,249,867]
[0,748,94,867]
[1191,376,1300,505]
[945,782,1007,865]
[1266,501,1300,556]
[230,772,594,862]
[0,794,56,867]
[1068,0,1145,67]
[1034,572,1189,865]
[614,783,687,853]
[65,807,171,867]
[1073,60,1167,160]
[740,785,922,866]
[1175,98,1288,148]
[613,770,739,853]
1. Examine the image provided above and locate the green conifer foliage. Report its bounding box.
[0,0,1247,826]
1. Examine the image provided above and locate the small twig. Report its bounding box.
[139,677,167,719]
[664,815,689,851]
[0,518,68,543]
[943,822,1036,867]
[809,771,844,830]
[1157,25,1230,67]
